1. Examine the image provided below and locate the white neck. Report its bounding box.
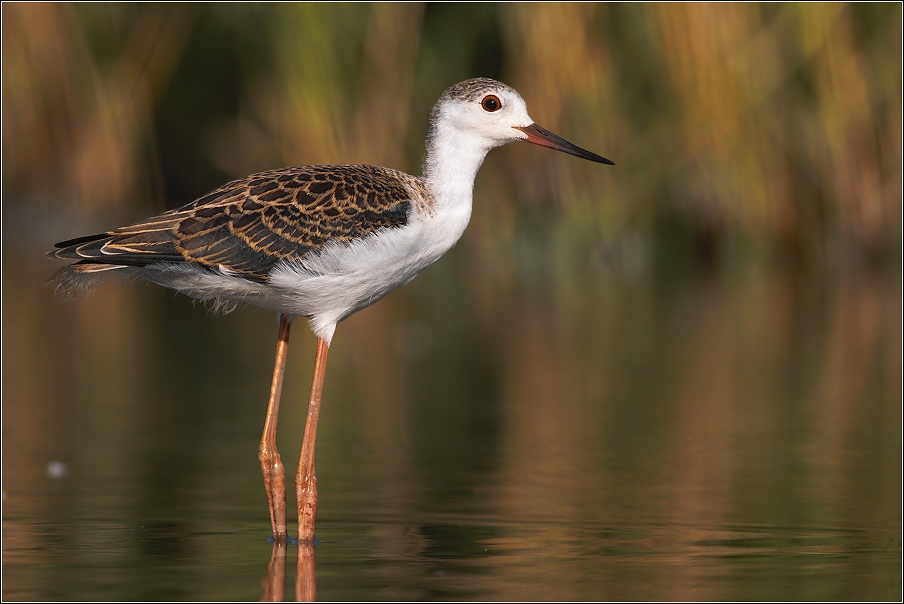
[422,119,494,212]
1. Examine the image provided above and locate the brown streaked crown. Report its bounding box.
[438,77,518,103]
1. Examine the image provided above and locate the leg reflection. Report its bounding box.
[295,543,317,602]
[262,540,287,602]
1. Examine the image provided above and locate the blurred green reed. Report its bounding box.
[2,3,900,271]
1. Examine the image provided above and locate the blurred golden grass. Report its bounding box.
[2,6,901,599]
[2,3,899,267]
[2,3,197,213]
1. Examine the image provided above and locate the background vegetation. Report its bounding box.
[3,3,900,269]
[2,4,901,600]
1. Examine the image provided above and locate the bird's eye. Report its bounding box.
[481,95,501,112]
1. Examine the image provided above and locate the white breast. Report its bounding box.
[273,203,471,338]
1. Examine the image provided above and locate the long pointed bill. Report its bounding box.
[514,123,614,165]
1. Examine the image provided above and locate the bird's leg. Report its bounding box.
[296,336,329,542]
[259,314,292,540]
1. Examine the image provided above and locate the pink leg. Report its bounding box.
[296,336,329,542]
[259,314,292,539]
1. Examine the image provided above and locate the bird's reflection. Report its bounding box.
[262,541,287,602]
[296,543,317,602]
[261,541,316,602]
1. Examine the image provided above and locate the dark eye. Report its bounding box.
[481,95,501,112]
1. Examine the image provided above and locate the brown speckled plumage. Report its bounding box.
[50,164,428,283]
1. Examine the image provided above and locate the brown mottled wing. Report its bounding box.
[50,165,414,282]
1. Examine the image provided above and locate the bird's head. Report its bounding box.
[429,78,614,165]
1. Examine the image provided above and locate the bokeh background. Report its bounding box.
[3,3,901,600]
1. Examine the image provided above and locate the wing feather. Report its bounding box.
[50,165,421,283]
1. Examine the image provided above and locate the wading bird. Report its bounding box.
[49,78,613,542]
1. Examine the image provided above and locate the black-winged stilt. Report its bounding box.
[49,78,614,542]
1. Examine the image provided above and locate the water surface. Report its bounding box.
[3,247,901,600]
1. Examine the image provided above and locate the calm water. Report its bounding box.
[2,239,901,600]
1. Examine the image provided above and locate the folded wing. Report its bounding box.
[50,165,414,283]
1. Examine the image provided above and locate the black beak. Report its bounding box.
[514,123,614,165]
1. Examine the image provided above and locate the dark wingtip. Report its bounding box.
[53,233,109,249]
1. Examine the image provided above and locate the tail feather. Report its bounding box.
[48,231,133,297]
[70,262,127,273]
